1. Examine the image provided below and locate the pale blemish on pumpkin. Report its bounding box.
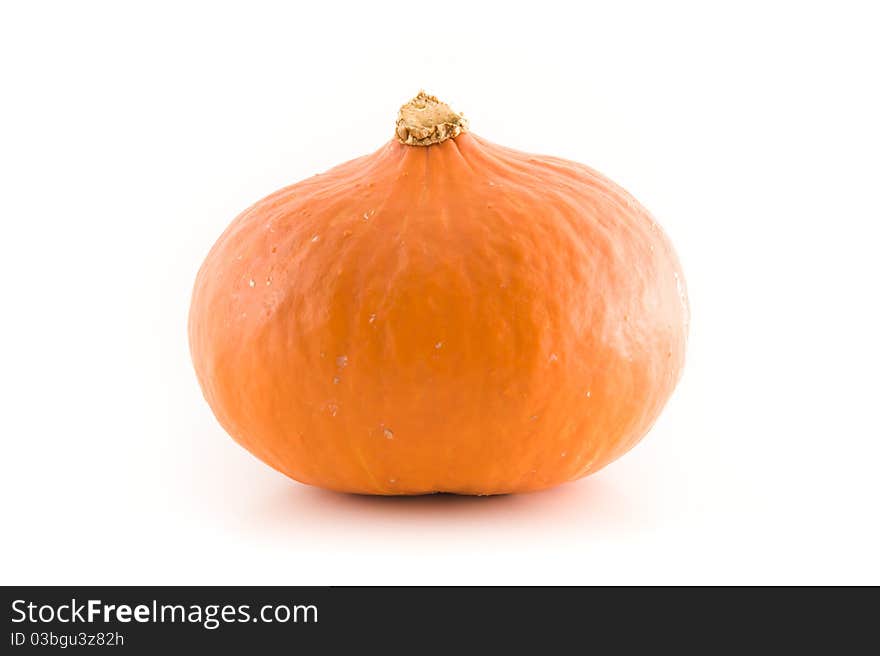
[673,271,689,330]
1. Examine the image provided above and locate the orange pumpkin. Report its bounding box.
[189,92,688,495]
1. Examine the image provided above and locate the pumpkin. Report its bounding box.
[189,91,689,495]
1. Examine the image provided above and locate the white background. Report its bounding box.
[2,1,878,585]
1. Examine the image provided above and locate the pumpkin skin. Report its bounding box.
[189,95,688,495]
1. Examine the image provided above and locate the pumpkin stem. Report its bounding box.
[395,91,468,146]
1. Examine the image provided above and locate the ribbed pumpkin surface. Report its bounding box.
[189,97,688,495]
